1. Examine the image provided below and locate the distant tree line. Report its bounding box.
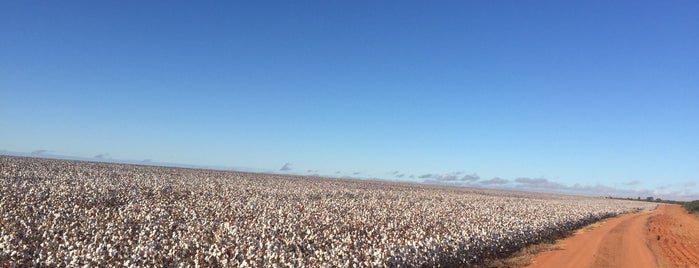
[683,200,699,214]
[605,196,699,214]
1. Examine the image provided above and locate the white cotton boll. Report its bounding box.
[1,156,656,267]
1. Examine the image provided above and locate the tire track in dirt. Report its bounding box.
[525,204,699,268]
[524,210,656,268]
[591,212,658,267]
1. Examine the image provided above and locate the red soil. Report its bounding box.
[525,204,699,268]
[648,205,699,268]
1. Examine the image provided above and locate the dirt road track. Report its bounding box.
[525,204,699,268]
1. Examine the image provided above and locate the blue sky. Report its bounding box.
[2,1,698,200]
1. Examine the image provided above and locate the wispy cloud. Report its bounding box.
[682,181,697,187]
[280,163,292,171]
[651,189,699,201]
[415,170,698,201]
[417,172,480,183]
[31,149,47,155]
[480,177,509,185]
[436,174,459,181]
[388,171,406,178]
[624,180,640,186]
[515,181,699,200]
[518,181,620,196]
[514,177,565,189]
[656,185,671,190]
[461,173,480,182]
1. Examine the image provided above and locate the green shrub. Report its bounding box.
[683,200,699,214]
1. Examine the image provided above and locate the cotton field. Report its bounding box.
[0,156,655,267]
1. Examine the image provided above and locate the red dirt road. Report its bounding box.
[525,204,699,268]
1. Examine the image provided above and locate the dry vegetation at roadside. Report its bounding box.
[477,236,561,268]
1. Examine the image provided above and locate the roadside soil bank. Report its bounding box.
[647,204,699,268]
